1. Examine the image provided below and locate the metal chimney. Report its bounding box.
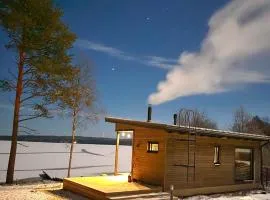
[173,113,177,125]
[147,105,152,122]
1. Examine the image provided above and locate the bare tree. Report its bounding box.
[59,58,101,178]
[231,106,270,135]
[247,116,270,135]
[231,106,252,133]
[177,108,217,129]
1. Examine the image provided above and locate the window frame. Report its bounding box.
[234,147,254,182]
[214,146,221,166]
[147,141,159,153]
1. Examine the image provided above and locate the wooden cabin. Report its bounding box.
[105,116,270,196]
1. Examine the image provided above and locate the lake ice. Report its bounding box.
[0,141,131,183]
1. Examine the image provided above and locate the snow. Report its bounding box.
[0,141,131,182]
[186,193,270,200]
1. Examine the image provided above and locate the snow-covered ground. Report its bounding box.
[0,141,131,182]
[186,192,270,200]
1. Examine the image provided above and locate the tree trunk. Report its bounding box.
[67,109,77,178]
[6,51,24,184]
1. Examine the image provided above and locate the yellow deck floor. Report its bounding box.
[63,173,161,199]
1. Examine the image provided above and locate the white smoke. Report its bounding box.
[148,0,270,105]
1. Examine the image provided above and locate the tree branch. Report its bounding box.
[19,125,38,132]
[19,114,48,122]
[20,94,37,103]
[7,68,18,81]
[19,125,40,135]
[18,130,40,135]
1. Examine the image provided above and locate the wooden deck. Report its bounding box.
[63,173,162,200]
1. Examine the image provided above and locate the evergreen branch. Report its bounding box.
[18,114,47,122]
[18,130,40,135]
[19,114,41,117]
[19,102,35,107]
[19,125,38,132]
[20,94,41,103]
[7,68,17,81]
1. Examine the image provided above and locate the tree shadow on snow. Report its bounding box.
[0,149,105,156]
[80,148,105,156]
[0,165,112,172]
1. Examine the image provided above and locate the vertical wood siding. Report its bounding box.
[165,133,261,190]
[116,123,167,186]
[115,123,261,191]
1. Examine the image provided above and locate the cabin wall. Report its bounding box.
[164,133,261,191]
[116,123,167,186]
[115,122,262,192]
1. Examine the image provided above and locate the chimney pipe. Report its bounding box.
[173,113,177,125]
[147,105,152,122]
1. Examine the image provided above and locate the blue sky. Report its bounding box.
[1,0,270,138]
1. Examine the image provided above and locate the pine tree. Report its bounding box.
[0,0,76,183]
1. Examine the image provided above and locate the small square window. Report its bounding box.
[147,142,159,153]
[214,146,220,165]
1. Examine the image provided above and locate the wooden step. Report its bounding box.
[109,192,178,200]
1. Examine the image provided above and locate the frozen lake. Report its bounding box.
[0,141,132,183]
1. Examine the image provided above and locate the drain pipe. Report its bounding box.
[260,140,270,189]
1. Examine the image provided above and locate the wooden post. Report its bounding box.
[130,131,134,179]
[114,131,120,176]
[267,168,269,187]
[260,145,264,188]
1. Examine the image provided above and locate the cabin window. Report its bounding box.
[214,146,220,165]
[147,142,159,153]
[235,148,253,181]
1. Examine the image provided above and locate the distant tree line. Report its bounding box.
[177,109,217,129]
[231,106,270,135]
[0,135,132,146]
[177,106,270,136]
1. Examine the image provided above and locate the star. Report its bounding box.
[146,17,151,22]
[112,67,116,71]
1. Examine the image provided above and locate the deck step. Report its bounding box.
[109,192,178,200]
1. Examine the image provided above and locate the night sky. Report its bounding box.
[1,0,270,138]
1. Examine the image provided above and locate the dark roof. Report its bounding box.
[105,117,270,141]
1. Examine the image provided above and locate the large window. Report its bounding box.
[214,146,220,165]
[147,142,159,153]
[235,148,253,181]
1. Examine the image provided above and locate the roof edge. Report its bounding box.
[105,116,270,141]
